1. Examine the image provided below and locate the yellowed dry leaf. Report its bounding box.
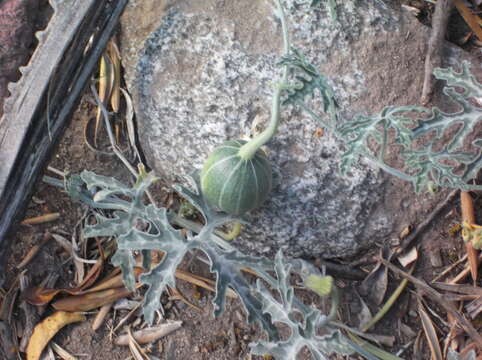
[108,40,121,113]
[26,311,85,360]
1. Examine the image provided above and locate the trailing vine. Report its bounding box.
[282,54,482,192]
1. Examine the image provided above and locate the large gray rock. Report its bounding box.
[119,0,466,258]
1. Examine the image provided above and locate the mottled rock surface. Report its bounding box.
[120,0,471,258]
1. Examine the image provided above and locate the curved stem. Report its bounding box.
[238,0,289,160]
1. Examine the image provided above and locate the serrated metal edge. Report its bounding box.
[2,0,62,118]
[0,0,98,191]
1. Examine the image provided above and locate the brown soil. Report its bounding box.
[1,2,482,360]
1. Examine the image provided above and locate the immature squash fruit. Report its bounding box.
[201,140,272,216]
[200,0,288,216]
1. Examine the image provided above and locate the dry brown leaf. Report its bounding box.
[453,0,482,41]
[52,286,138,312]
[354,291,373,331]
[87,267,144,293]
[359,249,390,305]
[115,321,183,346]
[418,299,443,360]
[24,243,105,306]
[26,311,85,360]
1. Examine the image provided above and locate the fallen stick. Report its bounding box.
[21,213,60,225]
[380,257,482,350]
[92,302,113,331]
[449,253,482,284]
[421,0,454,105]
[460,191,479,282]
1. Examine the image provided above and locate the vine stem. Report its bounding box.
[238,0,290,160]
[294,99,418,184]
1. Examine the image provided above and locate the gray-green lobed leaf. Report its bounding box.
[284,55,482,192]
[250,252,353,360]
[66,169,363,359]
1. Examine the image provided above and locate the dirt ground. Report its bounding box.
[1,1,482,360]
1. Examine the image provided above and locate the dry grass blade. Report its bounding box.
[432,282,482,296]
[126,327,149,360]
[346,333,403,360]
[461,191,479,282]
[19,272,40,352]
[92,302,113,331]
[453,0,482,41]
[418,299,443,360]
[175,268,237,299]
[380,257,482,350]
[361,265,413,332]
[413,331,424,360]
[40,345,55,360]
[432,253,467,282]
[120,88,142,161]
[443,313,461,359]
[108,39,121,113]
[95,53,115,146]
[465,296,482,320]
[449,253,482,284]
[50,342,77,360]
[112,302,142,334]
[168,287,202,311]
[115,321,182,346]
[17,233,51,269]
[21,213,60,225]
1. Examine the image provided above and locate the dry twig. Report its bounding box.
[461,191,479,282]
[421,0,454,104]
[380,257,482,350]
[401,189,459,250]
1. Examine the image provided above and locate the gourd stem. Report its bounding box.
[220,222,242,241]
[238,0,289,160]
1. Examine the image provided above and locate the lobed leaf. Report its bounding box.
[249,252,353,360]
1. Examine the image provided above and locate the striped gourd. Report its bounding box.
[200,0,289,216]
[201,140,272,216]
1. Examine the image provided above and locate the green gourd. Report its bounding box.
[200,0,289,216]
[200,140,272,216]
